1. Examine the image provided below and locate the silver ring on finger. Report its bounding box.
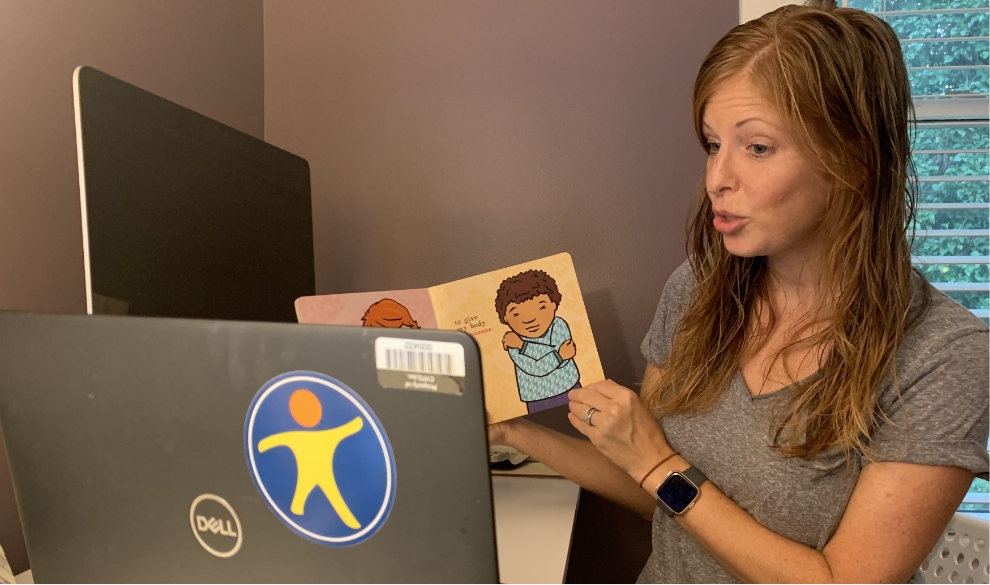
[583,406,599,427]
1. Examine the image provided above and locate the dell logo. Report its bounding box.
[189,494,243,558]
[196,515,239,538]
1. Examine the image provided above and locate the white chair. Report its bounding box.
[922,513,989,584]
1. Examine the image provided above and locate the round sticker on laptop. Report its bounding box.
[244,371,397,546]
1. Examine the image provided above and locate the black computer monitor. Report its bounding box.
[73,66,314,322]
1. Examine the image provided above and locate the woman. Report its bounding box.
[489,2,990,582]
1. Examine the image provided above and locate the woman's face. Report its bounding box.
[702,74,831,261]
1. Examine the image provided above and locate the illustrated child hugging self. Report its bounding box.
[496,270,581,413]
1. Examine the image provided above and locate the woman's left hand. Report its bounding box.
[568,380,674,483]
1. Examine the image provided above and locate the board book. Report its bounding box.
[294,253,604,423]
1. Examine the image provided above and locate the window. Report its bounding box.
[847,0,989,521]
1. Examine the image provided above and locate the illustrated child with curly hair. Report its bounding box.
[496,270,580,413]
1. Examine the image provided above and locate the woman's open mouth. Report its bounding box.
[713,212,747,234]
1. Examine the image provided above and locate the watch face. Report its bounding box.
[657,473,699,513]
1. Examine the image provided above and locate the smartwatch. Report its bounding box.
[655,466,707,517]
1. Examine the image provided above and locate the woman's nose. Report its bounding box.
[706,149,738,197]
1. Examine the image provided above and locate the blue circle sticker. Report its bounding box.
[244,371,397,546]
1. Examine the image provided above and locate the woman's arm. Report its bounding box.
[493,416,656,519]
[641,452,971,583]
[568,373,975,583]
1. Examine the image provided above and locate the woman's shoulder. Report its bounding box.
[903,274,988,358]
[654,258,696,315]
[870,275,989,477]
[653,258,697,328]
[641,259,696,366]
[881,273,989,411]
[666,258,696,297]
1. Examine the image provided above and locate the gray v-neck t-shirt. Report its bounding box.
[637,260,989,584]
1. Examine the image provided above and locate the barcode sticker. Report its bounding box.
[374,337,466,395]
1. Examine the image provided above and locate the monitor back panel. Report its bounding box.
[0,313,496,583]
[74,66,315,322]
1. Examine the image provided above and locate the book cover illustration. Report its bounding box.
[294,253,605,423]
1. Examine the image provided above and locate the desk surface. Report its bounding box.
[15,475,580,584]
[493,475,580,584]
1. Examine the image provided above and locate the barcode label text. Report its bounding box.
[374,337,466,377]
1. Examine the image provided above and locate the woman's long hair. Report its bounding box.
[642,0,929,459]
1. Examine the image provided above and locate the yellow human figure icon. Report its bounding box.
[257,389,365,529]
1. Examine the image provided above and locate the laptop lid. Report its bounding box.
[0,312,497,582]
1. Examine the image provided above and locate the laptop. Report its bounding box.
[0,312,498,583]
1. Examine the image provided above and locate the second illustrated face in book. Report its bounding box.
[503,295,557,339]
[361,298,421,329]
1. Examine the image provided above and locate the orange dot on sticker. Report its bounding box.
[289,389,322,428]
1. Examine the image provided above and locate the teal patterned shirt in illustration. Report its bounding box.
[507,316,580,402]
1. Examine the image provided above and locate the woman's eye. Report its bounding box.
[706,141,720,155]
[751,144,772,157]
